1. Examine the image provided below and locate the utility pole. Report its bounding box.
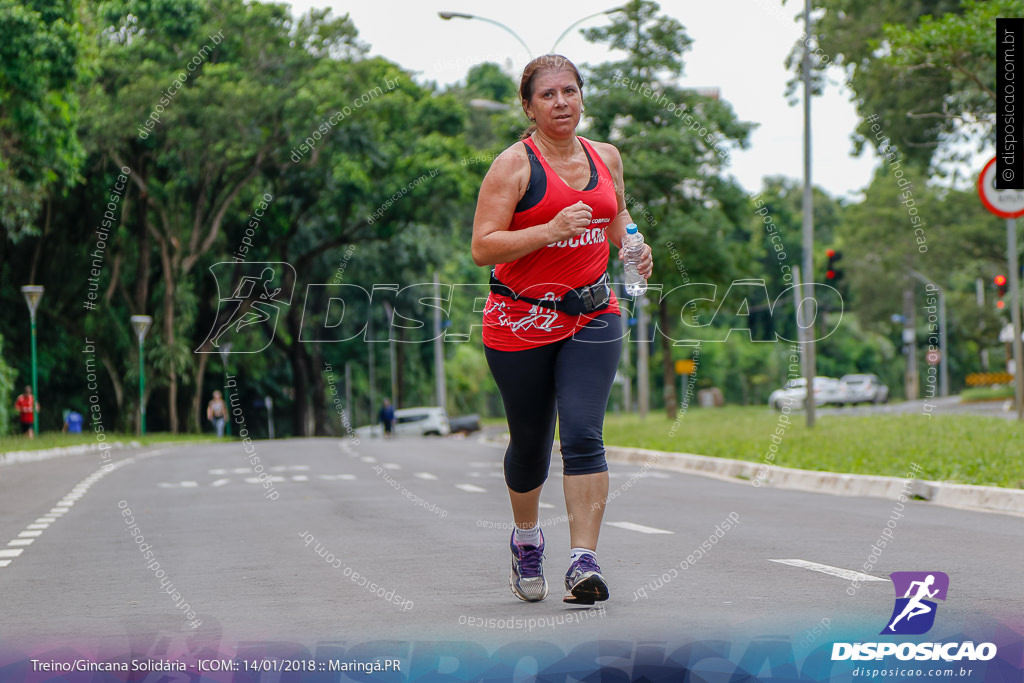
[800,0,816,427]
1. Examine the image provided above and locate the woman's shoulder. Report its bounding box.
[488,140,531,171]
[579,137,622,173]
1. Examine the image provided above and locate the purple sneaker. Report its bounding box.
[563,553,608,604]
[509,530,547,602]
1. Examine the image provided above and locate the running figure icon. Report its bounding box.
[210,267,285,348]
[881,571,949,635]
[887,574,938,631]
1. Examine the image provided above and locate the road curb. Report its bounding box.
[603,446,1024,516]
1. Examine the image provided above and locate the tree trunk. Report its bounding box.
[191,352,209,433]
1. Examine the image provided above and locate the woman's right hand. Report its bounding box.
[547,201,592,243]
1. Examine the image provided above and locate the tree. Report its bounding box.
[882,0,1022,165]
[0,0,85,246]
[583,0,755,417]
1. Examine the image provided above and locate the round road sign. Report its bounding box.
[978,157,1024,218]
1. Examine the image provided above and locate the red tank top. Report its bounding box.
[482,136,621,351]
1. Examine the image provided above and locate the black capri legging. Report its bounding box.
[484,313,623,493]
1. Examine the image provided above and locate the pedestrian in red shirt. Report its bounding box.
[472,54,652,605]
[15,385,39,439]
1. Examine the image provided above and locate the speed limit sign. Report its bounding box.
[978,157,1024,218]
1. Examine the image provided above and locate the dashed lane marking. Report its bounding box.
[769,559,887,583]
[455,484,487,493]
[607,521,675,535]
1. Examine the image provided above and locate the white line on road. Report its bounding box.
[0,549,25,558]
[539,503,556,509]
[769,559,887,583]
[382,464,401,470]
[26,523,49,530]
[211,479,231,487]
[414,473,438,480]
[244,476,286,484]
[318,474,357,480]
[0,560,9,568]
[607,521,675,535]
[18,530,42,538]
[456,484,488,493]
[8,539,33,547]
[292,475,309,482]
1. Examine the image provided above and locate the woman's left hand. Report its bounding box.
[619,243,653,279]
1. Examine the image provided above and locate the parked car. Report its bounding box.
[840,374,889,404]
[768,377,847,410]
[447,414,482,435]
[394,406,451,436]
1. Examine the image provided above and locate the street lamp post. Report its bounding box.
[219,342,232,436]
[21,286,44,436]
[550,8,623,52]
[438,12,533,58]
[130,315,152,435]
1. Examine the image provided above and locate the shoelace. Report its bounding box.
[516,544,544,577]
[572,554,600,575]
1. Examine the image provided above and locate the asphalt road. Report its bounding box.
[0,434,1020,664]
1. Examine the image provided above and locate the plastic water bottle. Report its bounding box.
[622,223,647,296]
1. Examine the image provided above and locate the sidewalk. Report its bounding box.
[603,445,1024,517]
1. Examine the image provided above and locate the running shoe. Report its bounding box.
[509,530,548,602]
[563,552,609,604]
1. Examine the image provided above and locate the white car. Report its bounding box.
[840,374,889,404]
[768,377,847,410]
[394,406,451,436]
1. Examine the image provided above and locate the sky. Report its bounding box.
[281,0,882,201]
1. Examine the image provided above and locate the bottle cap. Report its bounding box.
[626,223,638,234]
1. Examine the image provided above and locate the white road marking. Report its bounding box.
[8,539,34,547]
[319,474,357,480]
[210,478,230,487]
[208,468,228,475]
[414,472,438,480]
[0,549,24,558]
[456,484,487,493]
[0,560,10,568]
[608,521,675,535]
[539,503,556,509]
[18,530,42,538]
[360,456,377,463]
[769,559,887,583]
[382,463,401,470]
[26,523,49,530]
[244,476,286,484]
[291,475,309,481]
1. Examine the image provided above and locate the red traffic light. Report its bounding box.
[826,269,836,280]
[995,275,1007,287]
[997,300,1006,309]
[825,248,836,258]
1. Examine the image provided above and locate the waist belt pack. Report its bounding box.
[490,271,611,316]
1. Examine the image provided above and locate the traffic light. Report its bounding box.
[825,249,843,284]
[995,274,1008,309]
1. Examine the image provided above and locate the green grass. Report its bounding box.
[601,407,1024,489]
[960,385,1014,402]
[0,432,216,454]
